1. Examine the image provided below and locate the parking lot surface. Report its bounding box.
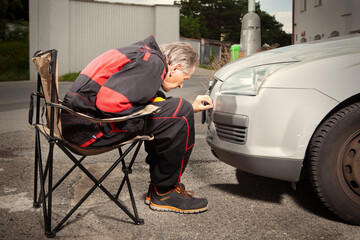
[0,68,359,239]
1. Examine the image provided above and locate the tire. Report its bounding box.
[308,102,360,225]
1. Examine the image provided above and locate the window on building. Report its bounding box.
[301,38,307,43]
[314,35,321,40]
[314,0,322,7]
[330,31,340,38]
[300,0,307,12]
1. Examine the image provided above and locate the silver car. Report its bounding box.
[205,34,360,225]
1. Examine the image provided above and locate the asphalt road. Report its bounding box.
[0,71,359,239]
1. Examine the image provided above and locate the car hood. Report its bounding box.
[215,34,360,81]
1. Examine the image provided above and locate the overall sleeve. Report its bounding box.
[95,51,167,116]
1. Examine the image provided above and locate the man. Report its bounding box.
[61,35,213,213]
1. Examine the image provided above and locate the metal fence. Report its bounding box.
[180,37,233,65]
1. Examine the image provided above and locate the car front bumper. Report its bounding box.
[207,139,303,182]
[206,87,339,182]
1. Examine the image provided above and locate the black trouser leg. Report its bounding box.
[145,97,195,188]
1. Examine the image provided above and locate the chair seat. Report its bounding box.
[35,123,154,156]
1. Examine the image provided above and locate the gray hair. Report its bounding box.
[159,42,199,74]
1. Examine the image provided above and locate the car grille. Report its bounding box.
[214,123,247,144]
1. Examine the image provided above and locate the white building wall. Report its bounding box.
[154,5,179,45]
[179,37,201,54]
[68,1,155,73]
[293,0,360,44]
[350,1,360,33]
[29,0,70,80]
[29,0,179,80]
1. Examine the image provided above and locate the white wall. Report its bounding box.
[180,37,201,54]
[154,5,179,45]
[29,0,70,80]
[293,0,360,44]
[29,0,179,80]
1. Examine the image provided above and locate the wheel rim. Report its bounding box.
[340,130,360,199]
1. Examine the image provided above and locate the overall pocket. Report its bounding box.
[61,111,103,148]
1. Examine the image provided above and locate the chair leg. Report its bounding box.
[115,142,144,224]
[123,168,143,224]
[45,142,55,237]
[33,128,53,237]
[36,141,56,237]
[51,141,144,233]
[33,126,58,237]
[34,138,145,237]
[39,156,86,203]
[115,142,142,198]
[33,130,41,208]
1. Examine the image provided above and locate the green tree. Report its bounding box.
[0,0,29,81]
[256,9,291,46]
[0,0,29,41]
[177,0,247,42]
[0,0,8,39]
[177,0,291,47]
[180,14,202,39]
[5,0,28,23]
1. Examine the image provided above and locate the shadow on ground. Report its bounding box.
[212,169,341,223]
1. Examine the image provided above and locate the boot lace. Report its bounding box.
[175,183,194,199]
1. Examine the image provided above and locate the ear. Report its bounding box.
[169,63,182,77]
[170,63,182,73]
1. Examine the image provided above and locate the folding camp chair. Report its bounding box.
[28,49,160,238]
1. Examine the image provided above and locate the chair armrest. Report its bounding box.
[29,92,45,125]
[32,92,44,98]
[46,102,161,123]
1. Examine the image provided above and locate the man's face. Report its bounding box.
[162,64,195,92]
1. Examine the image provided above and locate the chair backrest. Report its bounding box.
[32,50,62,137]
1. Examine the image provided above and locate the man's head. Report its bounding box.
[160,42,199,92]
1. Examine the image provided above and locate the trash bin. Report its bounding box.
[230,44,242,61]
[230,44,240,61]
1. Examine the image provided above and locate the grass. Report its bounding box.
[200,64,215,70]
[59,71,80,81]
[0,40,29,81]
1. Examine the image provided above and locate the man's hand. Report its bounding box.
[192,95,213,113]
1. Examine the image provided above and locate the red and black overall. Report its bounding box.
[61,36,195,188]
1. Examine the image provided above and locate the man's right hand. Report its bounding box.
[192,95,213,113]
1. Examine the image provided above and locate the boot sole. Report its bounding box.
[149,202,208,214]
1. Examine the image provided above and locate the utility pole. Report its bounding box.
[240,0,261,56]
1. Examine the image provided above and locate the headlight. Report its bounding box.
[219,63,290,96]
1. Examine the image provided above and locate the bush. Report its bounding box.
[200,45,231,71]
[0,39,29,81]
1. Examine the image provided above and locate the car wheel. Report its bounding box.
[308,102,360,225]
